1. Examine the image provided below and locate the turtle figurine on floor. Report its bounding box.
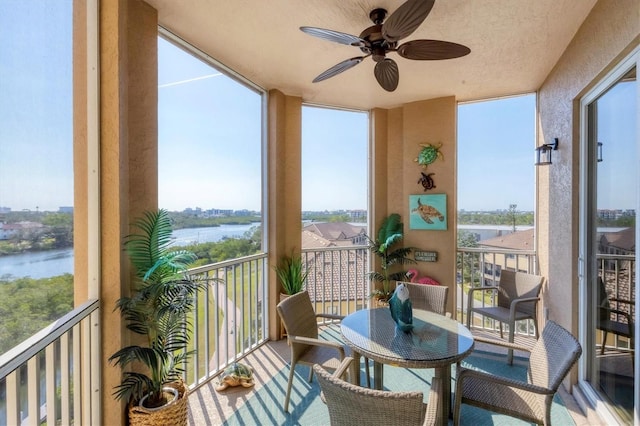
[215,362,255,392]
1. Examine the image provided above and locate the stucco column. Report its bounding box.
[372,98,458,314]
[99,0,158,424]
[267,90,302,340]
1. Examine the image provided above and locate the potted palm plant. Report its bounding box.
[366,213,415,304]
[109,209,204,425]
[274,250,309,301]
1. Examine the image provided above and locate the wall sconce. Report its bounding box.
[597,142,603,162]
[535,138,559,166]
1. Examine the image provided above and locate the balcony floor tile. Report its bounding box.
[189,328,590,425]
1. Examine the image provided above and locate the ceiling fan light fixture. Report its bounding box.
[372,47,386,62]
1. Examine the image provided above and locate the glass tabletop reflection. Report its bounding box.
[340,307,474,368]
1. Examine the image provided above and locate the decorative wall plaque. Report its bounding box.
[414,251,438,262]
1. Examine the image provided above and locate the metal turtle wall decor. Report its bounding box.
[418,172,436,191]
[415,142,444,169]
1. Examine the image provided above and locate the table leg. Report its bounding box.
[373,361,384,390]
[434,365,451,426]
[350,351,361,386]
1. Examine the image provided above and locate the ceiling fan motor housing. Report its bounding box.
[359,22,397,61]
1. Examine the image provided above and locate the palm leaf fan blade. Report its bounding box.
[313,57,365,83]
[374,59,399,92]
[382,0,435,42]
[397,40,471,60]
[300,26,366,47]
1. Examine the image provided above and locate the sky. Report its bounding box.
[596,78,637,210]
[9,2,635,215]
[0,1,73,212]
[157,38,536,213]
[457,95,536,211]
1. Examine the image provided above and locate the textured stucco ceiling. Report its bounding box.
[145,0,597,110]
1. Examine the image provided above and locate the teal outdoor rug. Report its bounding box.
[222,328,576,426]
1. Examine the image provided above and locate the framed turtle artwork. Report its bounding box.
[409,194,447,230]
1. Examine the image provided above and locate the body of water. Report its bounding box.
[0,223,257,279]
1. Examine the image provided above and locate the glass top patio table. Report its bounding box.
[340,307,474,425]
[341,307,474,368]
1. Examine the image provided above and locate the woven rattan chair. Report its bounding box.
[314,357,442,426]
[399,282,449,316]
[466,270,544,364]
[276,291,369,411]
[453,320,582,426]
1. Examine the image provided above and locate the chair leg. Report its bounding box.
[284,362,296,412]
[600,331,608,355]
[308,366,314,382]
[507,323,515,365]
[499,322,504,339]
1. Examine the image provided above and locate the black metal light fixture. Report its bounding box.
[535,138,559,166]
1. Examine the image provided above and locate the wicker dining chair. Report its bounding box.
[399,282,449,316]
[597,277,634,363]
[453,320,582,426]
[466,269,544,364]
[314,357,442,426]
[276,291,370,412]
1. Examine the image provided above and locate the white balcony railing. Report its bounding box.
[12,246,628,423]
[185,253,269,389]
[456,247,538,335]
[184,247,370,389]
[597,253,635,353]
[302,245,370,319]
[0,299,100,426]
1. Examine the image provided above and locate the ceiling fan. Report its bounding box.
[300,0,470,92]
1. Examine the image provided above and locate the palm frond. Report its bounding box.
[125,209,176,280]
[109,345,166,370]
[112,209,204,404]
[113,372,155,403]
[377,213,404,252]
[366,213,414,297]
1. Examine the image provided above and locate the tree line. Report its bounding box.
[0,226,263,355]
[0,211,261,256]
[0,274,74,355]
[458,211,534,226]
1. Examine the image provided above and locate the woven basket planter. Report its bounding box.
[128,380,188,426]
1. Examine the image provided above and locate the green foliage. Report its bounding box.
[0,274,74,354]
[109,209,205,406]
[301,212,363,223]
[167,212,260,229]
[366,213,415,299]
[0,211,74,252]
[274,251,308,295]
[457,211,534,226]
[598,216,635,227]
[457,230,478,248]
[41,212,73,228]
